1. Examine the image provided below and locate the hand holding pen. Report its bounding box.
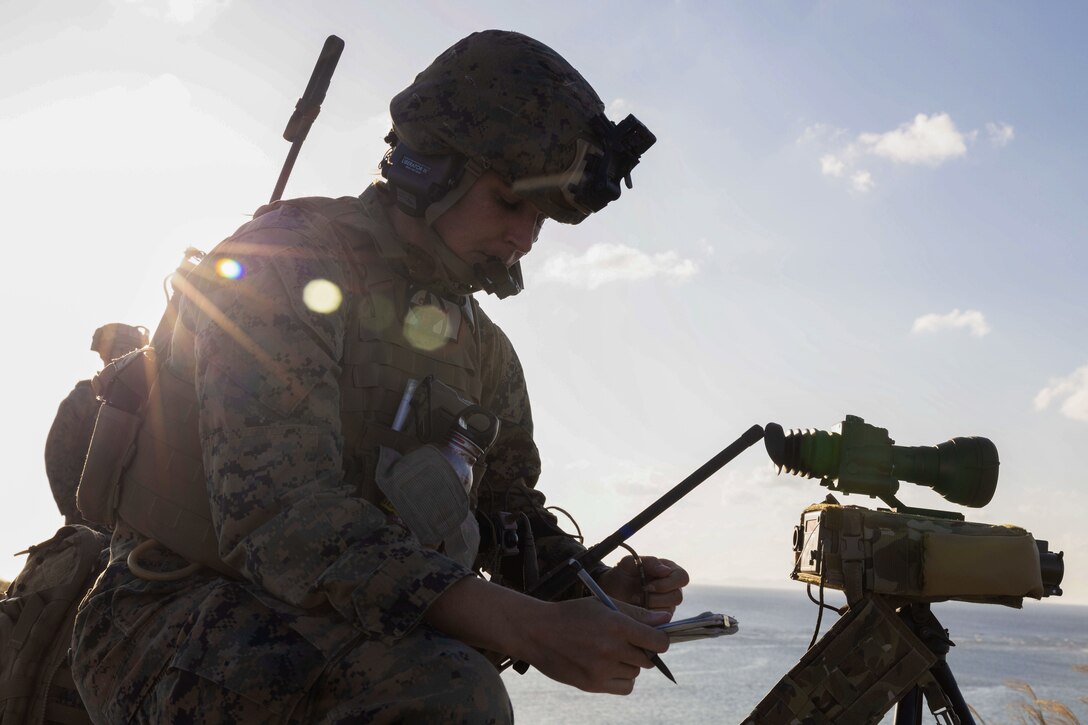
[570,559,677,684]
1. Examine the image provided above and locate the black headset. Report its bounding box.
[379,144,468,219]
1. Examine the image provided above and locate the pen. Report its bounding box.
[569,559,676,684]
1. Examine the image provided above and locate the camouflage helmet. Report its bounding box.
[90,323,148,363]
[388,30,654,225]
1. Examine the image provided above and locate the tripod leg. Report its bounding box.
[893,685,925,725]
[897,668,969,725]
[929,661,974,725]
[896,604,974,725]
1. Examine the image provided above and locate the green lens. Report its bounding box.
[891,437,999,508]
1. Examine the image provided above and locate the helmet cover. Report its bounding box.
[389,30,608,224]
[91,323,149,360]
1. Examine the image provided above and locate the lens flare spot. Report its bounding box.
[216,258,244,280]
[303,279,343,314]
[403,305,449,351]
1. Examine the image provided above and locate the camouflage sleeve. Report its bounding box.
[473,306,590,592]
[180,205,470,642]
[44,381,99,523]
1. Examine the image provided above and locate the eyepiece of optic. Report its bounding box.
[765,416,999,509]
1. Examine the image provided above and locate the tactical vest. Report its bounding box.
[79,193,486,577]
[328,194,485,501]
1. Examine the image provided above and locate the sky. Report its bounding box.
[2,0,1085,613]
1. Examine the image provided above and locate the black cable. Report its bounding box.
[544,505,583,544]
[806,540,838,649]
[617,541,648,609]
[807,582,825,650]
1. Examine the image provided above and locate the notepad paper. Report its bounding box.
[657,611,739,642]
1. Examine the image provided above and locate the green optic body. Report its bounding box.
[766,415,999,509]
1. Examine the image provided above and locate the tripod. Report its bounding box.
[892,603,974,725]
[744,595,979,724]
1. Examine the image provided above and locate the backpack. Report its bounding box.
[0,525,109,724]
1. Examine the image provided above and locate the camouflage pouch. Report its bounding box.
[0,525,109,724]
[76,348,158,527]
[442,513,482,571]
[114,363,235,578]
[76,403,141,528]
[744,595,936,725]
[374,445,479,568]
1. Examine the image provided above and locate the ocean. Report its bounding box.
[501,586,1088,724]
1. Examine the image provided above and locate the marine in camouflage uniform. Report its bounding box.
[72,30,685,723]
[44,323,147,528]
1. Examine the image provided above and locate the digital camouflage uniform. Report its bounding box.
[71,185,589,723]
[44,380,99,526]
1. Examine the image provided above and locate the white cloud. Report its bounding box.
[986,121,1015,147]
[601,461,672,497]
[797,123,847,145]
[797,126,824,145]
[1034,365,1088,422]
[609,98,630,117]
[820,154,845,177]
[911,308,991,337]
[695,237,715,256]
[850,170,875,192]
[541,243,697,289]
[858,112,967,166]
[803,112,1013,192]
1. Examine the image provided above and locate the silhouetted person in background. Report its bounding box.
[44,323,148,528]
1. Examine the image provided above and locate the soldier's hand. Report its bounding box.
[598,555,689,614]
[517,597,670,695]
[423,576,669,694]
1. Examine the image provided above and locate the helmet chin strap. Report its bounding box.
[423,158,483,227]
[422,159,526,298]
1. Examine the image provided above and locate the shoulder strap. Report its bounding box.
[149,247,206,362]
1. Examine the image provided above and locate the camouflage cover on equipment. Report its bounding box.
[743,595,937,725]
[389,29,606,224]
[794,503,1044,606]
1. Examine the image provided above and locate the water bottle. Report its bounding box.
[438,405,499,492]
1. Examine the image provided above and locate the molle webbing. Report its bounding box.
[109,195,487,575]
[335,206,483,494]
[744,595,937,725]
